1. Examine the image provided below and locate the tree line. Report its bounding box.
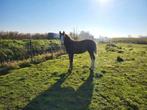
[0,31,95,40]
[110,37,147,44]
[0,31,59,39]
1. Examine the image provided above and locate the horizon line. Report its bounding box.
[0,30,147,38]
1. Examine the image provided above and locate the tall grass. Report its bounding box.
[0,39,61,63]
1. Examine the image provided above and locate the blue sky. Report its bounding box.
[0,0,147,37]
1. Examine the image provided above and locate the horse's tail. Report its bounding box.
[94,41,97,54]
[94,45,97,54]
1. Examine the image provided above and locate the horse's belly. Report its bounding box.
[73,48,87,54]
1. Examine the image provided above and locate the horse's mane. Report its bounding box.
[64,34,73,41]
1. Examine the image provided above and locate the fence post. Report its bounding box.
[29,39,33,62]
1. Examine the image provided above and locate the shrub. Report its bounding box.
[116,56,124,62]
[19,60,31,68]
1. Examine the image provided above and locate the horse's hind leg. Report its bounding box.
[68,54,74,72]
[89,52,95,71]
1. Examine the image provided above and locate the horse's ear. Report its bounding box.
[63,31,65,35]
[59,31,61,34]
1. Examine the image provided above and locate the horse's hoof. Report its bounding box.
[89,68,93,72]
[68,69,72,73]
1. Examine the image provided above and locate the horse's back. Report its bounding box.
[73,39,97,53]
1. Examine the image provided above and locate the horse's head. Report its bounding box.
[59,31,65,44]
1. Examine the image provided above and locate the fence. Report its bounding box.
[0,39,65,64]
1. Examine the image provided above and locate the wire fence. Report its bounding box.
[0,39,65,64]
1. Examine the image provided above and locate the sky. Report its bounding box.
[0,0,147,38]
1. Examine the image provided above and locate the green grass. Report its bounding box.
[110,37,147,44]
[0,39,61,63]
[0,43,147,110]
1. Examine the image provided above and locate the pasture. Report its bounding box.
[0,43,147,110]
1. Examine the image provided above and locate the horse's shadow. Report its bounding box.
[23,71,97,110]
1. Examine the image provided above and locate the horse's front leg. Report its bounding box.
[68,54,74,72]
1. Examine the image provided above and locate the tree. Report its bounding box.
[69,32,79,40]
[79,31,94,40]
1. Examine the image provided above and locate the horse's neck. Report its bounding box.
[64,36,72,44]
[64,36,73,48]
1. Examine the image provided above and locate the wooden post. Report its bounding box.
[29,38,33,62]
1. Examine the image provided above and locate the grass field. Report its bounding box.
[0,43,147,110]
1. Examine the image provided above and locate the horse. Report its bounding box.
[59,31,97,72]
